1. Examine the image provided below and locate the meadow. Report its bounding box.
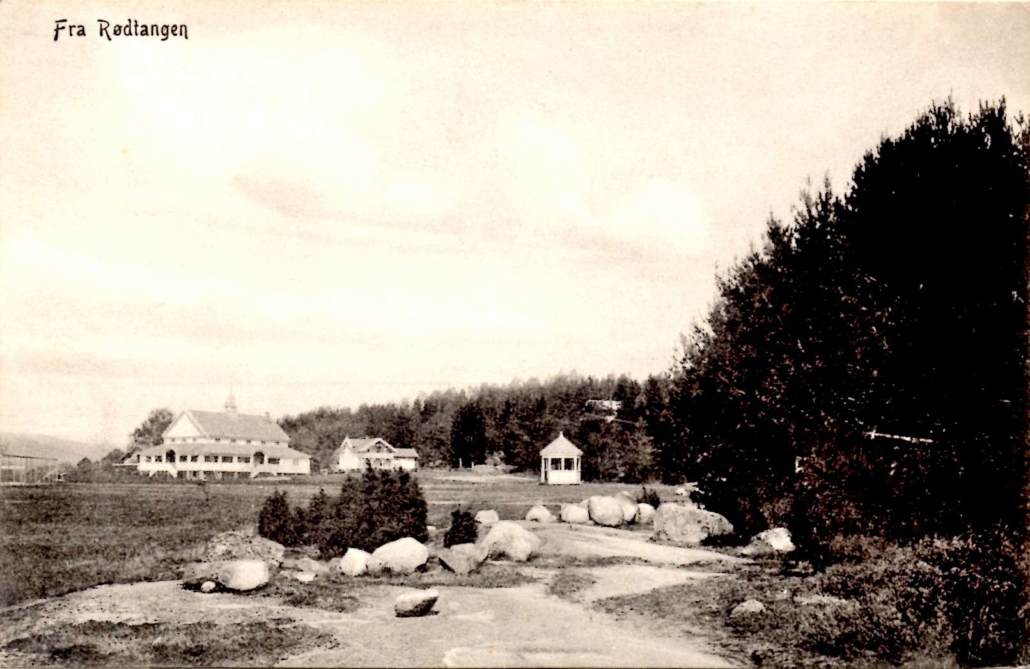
[0,472,675,607]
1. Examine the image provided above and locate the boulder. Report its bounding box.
[479,521,541,562]
[741,528,795,556]
[731,599,766,617]
[675,487,688,496]
[183,559,270,592]
[198,531,284,566]
[371,537,429,574]
[199,581,217,593]
[614,496,639,524]
[525,504,556,523]
[560,504,590,525]
[338,548,371,577]
[475,509,500,525]
[587,496,625,527]
[438,543,487,576]
[293,571,317,583]
[394,589,439,618]
[366,556,386,576]
[653,503,733,546]
[635,503,656,525]
[282,556,330,574]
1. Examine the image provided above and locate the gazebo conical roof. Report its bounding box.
[540,432,583,457]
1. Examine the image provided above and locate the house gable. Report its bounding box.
[164,412,206,440]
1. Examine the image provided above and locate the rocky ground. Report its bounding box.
[0,521,745,668]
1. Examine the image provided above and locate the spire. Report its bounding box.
[225,386,238,418]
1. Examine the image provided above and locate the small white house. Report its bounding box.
[540,432,583,485]
[332,437,419,472]
[133,392,311,479]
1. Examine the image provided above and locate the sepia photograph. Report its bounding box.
[1,1,1029,666]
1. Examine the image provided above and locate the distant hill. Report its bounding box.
[0,433,113,464]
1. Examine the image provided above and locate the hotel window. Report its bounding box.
[205,455,217,463]
[155,456,163,463]
[191,456,199,462]
[268,457,280,465]
[179,455,188,462]
[145,456,152,462]
[222,456,234,463]
[215,438,221,443]
[239,456,251,464]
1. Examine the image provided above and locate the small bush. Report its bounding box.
[257,490,301,547]
[444,509,478,548]
[639,486,662,508]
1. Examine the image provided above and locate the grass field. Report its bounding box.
[0,471,675,607]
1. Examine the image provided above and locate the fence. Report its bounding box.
[0,453,61,485]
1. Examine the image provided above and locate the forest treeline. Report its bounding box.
[278,371,674,482]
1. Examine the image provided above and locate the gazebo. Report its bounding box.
[540,432,583,485]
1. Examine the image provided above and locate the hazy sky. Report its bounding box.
[1,2,1028,445]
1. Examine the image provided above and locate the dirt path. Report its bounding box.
[0,523,743,667]
[282,582,733,668]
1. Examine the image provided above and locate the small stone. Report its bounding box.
[395,589,439,618]
[560,504,590,524]
[338,548,371,577]
[200,581,216,593]
[475,510,500,525]
[294,571,317,583]
[525,504,556,523]
[635,503,656,525]
[731,599,765,617]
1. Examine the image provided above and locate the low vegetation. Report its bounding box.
[443,509,478,548]
[3,619,335,666]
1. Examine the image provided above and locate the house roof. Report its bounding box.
[540,433,583,457]
[139,441,308,460]
[393,448,419,458]
[331,437,396,460]
[164,410,291,443]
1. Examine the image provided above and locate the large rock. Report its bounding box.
[475,509,500,525]
[741,528,795,556]
[282,556,330,574]
[635,503,656,525]
[183,559,270,592]
[479,521,541,562]
[525,504,556,523]
[198,531,284,566]
[437,543,487,576]
[614,496,639,524]
[371,538,429,574]
[338,548,372,577]
[560,504,590,524]
[653,503,734,546]
[394,589,439,618]
[587,496,625,527]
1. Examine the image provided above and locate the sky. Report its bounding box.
[1,1,1028,446]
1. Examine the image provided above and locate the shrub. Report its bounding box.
[444,509,478,548]
[315,469,429,558]
[257,490,301,547]
[300,488,331,547]
[817,530,1028,666]
[639,486,661,508]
